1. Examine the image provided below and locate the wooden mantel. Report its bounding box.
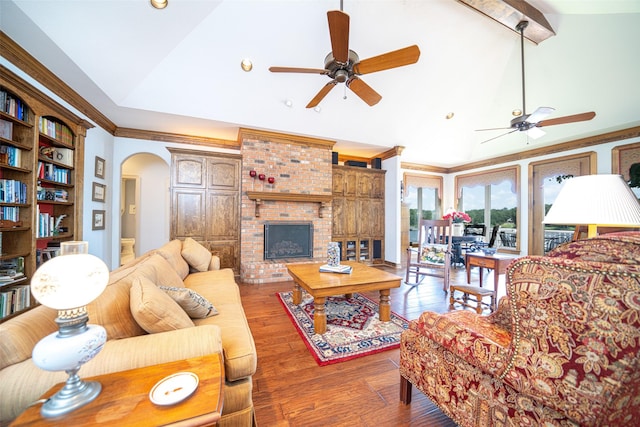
[246,191,332,218]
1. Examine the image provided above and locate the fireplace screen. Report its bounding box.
[264,222,313,260]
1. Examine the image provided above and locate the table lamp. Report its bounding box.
[30,241,109,417]
[543,174,640,238]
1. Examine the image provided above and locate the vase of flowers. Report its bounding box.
[443,211,471,237]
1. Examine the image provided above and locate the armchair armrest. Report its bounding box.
[208,255,221,271]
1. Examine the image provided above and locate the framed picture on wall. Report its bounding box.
[92,210,105,230]
[95,156,105,179]
[92,182,106,202]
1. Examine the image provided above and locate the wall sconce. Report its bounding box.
[30,241,109,417]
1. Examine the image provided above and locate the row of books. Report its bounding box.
[37,161,71,184]
[0,90,30,122]
[0,285,30,319]
[36,206,66,237]
[0,144,22,167]
[37,187,68,202]
[0,179,27,204]
[1,206,20,222]
[39,117,73,145]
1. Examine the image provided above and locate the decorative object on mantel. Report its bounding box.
[246,191,331,218]
[276,291,408,366]
[543,174,640,238]
[29,241,109,417]
[443,209,471,237]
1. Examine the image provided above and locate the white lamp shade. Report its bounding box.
[543,174,640,226]
[31,254,109,310]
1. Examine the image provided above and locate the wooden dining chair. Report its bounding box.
[404,218,453,292]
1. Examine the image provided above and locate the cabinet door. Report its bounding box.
[173,155,206,188]
[344,198,358,236]
[357,199,372,236]
[344,170,357,197]
[332,197,346,236]
[371,173,384,199]
[357,173,373,198]
[171,189,206,239]
[207,158,239,191]
[208,242,239,272]
[206,192,239,240]
[370,198,385,236]
[332,168,346,195]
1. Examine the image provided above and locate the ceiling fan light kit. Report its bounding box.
[150,0,168,10]
[269,9,420,108]
[478,20,595,144]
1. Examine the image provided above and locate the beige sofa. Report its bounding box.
[0,238,257,426]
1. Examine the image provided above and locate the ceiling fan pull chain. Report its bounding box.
[343,85,347,100]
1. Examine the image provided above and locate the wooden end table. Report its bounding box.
[286,261,401,334]
[11,354,224,427]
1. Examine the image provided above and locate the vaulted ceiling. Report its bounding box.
[1,0,639,167]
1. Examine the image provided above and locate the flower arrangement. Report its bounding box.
[443,211,471,223]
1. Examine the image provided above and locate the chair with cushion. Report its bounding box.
[400,232,640,426]
[404,218,453,292]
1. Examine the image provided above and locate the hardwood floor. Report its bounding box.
[239,264,504,426]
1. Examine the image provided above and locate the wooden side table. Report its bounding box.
[11,354,224,427]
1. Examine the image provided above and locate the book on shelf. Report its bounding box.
[319,264,352,274]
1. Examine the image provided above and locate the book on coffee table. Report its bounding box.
[319,264,352,274]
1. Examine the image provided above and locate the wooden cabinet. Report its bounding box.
[0,68,88,322]
[332,165,385,264]
[169,149,241,274]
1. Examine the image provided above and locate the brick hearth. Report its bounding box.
[239,130,335,284]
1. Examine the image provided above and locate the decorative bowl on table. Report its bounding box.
[483,248,497,256]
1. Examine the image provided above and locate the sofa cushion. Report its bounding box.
[159,286,218,318]
[157,239,190,279]
[420,244,448,264]
[0,305,58,371]
[134,253,185,288]
[186,269,257,381]
[130,276,194,333]
[181,237,212,272]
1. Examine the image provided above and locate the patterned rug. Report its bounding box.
[277,291,410,366]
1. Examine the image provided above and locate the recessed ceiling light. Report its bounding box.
[314,106,321,113]
[512,109,522,116]
[284,99,293,108]
[445,112,454,119]
[150,0,168,9]
[241,59,253,72]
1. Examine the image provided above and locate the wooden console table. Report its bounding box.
[11,354,224,426]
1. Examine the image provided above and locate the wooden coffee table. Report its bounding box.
[286,261,402,334]
[10,354,224,426]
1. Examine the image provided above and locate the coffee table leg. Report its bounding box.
[292,283,302,305]
[379,289,391,321]
[314,297,327,334]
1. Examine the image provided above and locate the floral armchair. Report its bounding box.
[400,232,640,426]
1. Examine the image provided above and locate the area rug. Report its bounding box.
[277,291,410,366]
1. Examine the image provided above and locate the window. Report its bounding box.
[454,166,520,250]
[404,173,443,244]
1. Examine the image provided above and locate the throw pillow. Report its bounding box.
[129,276,194,333]
[159,286,218,318]
[181,237,212,272]
[421,244,448,264]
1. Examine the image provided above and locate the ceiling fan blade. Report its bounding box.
[328,10,350,64]
[527,106,555,124]
[537,111,596,127]
[306,81,338,108]
[527,126,546,140]
[269,66,328,74]
[353,45,420,75]
[346,77,382,106]
[476,126,512,132]
[480,129,518,144]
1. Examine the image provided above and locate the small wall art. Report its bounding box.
[92,210,105,230]
[95,156,105,179]
[92,182,106,202]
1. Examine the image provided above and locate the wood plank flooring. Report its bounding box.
[239,264,504,426]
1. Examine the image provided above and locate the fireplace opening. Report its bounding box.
[264,222,313,260]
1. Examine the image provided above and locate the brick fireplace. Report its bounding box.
[239,129,335,284]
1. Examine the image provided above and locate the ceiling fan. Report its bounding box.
[478,20,595,144]
[269,6,420,108]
